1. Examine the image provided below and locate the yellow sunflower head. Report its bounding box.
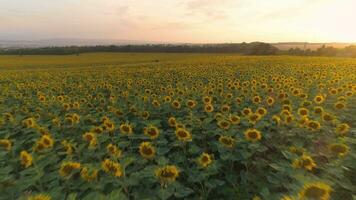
[244,129,262,142]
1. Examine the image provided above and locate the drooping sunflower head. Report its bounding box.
[101,159,122,177]
[298,182,332,200]
[80,167,98,182]
[307,120,321,131]
[198,152,213,168]
[20,150,33,168]
[139,142,155,159]
[244,129,262,142]
[329,143,349,157]
[334,101,346,110]
[335,123,350,136]
[106,143,122,158]
[22,118,36,128]
[0,139,12,151]
[292,154,316,171]
[59,161,81,178]
[248,113,262,125]
[155,165,179,184]
[219,135,236,148]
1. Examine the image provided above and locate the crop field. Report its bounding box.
[0,53,355,200]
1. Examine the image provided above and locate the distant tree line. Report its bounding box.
[285,45,356,58]
[0,42,278,55]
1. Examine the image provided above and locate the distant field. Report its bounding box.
[0,53,355,199]
[1,52,356,69]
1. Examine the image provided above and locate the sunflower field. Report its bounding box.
[0,54,355,200]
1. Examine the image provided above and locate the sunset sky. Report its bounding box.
[1,0,356,43]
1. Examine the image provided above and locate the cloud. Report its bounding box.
[183,0,235,20]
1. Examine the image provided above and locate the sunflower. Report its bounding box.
[321,113,334,122]
[20,150,32,168]
[334,101,345,110]
[139,142,156,159]
[171,100,181,109]
[120,123,133,135]
[256,107,267,116]
[80,167,98,182]
[59,161,81,178]
[217,120,231,130]
[307,120,321,131]
[103,121,115,132]
[152,99,161,108]
[144,125,160,139]
[289,146,305,156]
[235,97,242,104]
[329,143,349,157]
[0,139,12,151]
[313,95,325,104]
[248,113,262,125]
[102,159,123,177]
[335,123,350,136]
[186,100,197,108]
[61,140,74,155]
[91,126,103,134]
[298,116,309,128]
[142,111,150,120]
[218,135,235,148]
[203,96,212,104]
[229,114,240,124]
[298,182,332,200]
[244,129,262,142]
[252,95,261,104]
[168,117,177,127]
[107,143,122,158]
[22,118,36,128]
[313,106,324,115]
[242,108,252,116]
[155,165,179,184]
[164,95,172,102]
[82,132,97,147]
[28,194,52,200]
[280,195,294,200]
[221,104,230,113]
[39,134,54,148]
[175,128,192,142]
[204,104,214,113]
[298,108,309,116]
[198,152,213,168]
[272,115,281,125]
[292,154,316,171]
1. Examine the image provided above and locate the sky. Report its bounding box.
[1,0,356,43]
